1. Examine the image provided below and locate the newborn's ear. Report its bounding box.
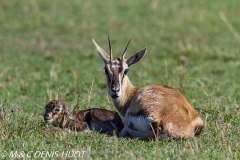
[66,111,76,120]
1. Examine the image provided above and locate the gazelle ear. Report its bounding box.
[92,39,109,63]
[126,48,147,67]
[66,110,76,120]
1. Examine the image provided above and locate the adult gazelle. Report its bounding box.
[93,37,204,140]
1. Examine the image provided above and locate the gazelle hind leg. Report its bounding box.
[164,123,183,138]
[166,117,205,138]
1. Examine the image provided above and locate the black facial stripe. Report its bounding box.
[104,67,108,74]
[104,67,112,83]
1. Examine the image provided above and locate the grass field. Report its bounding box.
[0,0,239,159]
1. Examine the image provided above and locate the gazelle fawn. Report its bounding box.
[44,100,89,132]
[44,99,124,134]
[93,37,204,140]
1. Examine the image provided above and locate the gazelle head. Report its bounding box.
[93,36,147,99]
[44,100,75,125]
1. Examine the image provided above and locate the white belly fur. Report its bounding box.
[125,115,154,131]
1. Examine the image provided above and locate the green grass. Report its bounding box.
[0,0,239,159]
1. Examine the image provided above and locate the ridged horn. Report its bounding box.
[108,35,112,61]
[121,38,132,60]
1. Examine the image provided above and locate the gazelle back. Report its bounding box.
[93,37,204,140]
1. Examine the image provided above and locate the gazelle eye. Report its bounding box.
[124,69,129,75]
[54,108,60,113]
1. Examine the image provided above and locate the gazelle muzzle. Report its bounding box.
[109,75,122,98]
[111,79,120,92]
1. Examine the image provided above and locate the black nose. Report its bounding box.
[111,94,119,99]
[44,114,49,120]
[111,79,120,92]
